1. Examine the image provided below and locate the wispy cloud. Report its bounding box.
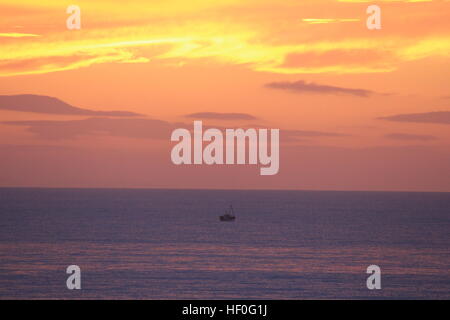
[283,129,350,143]
[185,112,257,120]
[0,33,40,38]
[286,129,349,138]
[301,18,360,24]
[338,0,432,2]
[1,111,347,142]
[379,111,450,124]
[385,133,437,141]
[1,117,176,140]
[265,80,375,97]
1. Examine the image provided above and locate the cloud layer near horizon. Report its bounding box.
[0,93,348,141]
[1,143,449,192]
[2,117,348,142]
[2,117,176,140]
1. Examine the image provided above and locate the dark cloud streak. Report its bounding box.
[0,94,143,117]
[185,112,257,120]
[2,118,176,140]
[265,80,375,97]
[385,133,436,141]
[379,111,450,124]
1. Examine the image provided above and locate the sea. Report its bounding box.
[0,188,449,299]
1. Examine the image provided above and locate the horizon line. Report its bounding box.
[0,186,449,194]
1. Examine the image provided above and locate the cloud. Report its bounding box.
[385,133,437,141]
[264,80,374,97]
[379,111,450,125]
[301,18,360,25]
[184,112,257,120]
[281,49,395,73]
[0,94,143,117]
[284,129,348,138]
[1,117,177,140]
[281,129,350,143]
[1,1,450,76]
[2,115,348,143]
[338,0,432,2]
[0,33,40,38]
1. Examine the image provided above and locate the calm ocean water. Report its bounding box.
[0,188,449,299]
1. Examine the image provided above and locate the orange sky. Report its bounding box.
[0,0,450,191]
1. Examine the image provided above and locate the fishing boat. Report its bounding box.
[220,205,236,221]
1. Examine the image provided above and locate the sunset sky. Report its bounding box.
[1,0,450,191]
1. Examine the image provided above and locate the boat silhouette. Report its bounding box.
[220,205,236,221]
